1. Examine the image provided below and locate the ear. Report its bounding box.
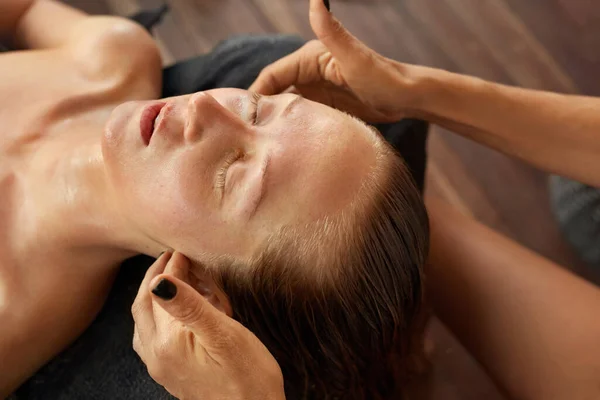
[188,265,233,317]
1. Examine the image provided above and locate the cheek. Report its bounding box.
[142,162,207,228]
[158,158,253,257]
[141,156,226,239]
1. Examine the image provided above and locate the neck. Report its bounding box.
[22,118,163,268]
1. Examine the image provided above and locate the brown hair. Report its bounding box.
[215,142,429,399]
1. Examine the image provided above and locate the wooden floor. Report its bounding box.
[63,0,600,399]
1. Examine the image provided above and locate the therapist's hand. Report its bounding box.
[132,252,285,400]
[250,0,418,123]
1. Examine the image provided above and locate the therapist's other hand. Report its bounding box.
[250,0,416,123]
[132,252,285,400]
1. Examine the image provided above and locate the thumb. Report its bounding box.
[309,0,372,64]
[150,274,231,347]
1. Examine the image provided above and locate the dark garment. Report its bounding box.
[13,34,428,400]
[129,4,170,33]
[549,176,600,269]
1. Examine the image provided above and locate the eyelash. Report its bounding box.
[215,94,260,195]
[216,148,245,192]
[249,92,261,124]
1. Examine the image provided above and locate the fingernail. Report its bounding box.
[152,278,177,300]
[323,0,331,12]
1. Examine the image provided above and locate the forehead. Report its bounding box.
[263,98,383,224]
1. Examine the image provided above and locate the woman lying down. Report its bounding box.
[0,1,429,399]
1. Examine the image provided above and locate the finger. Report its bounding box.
[309,0,372,64]
[283,85,301,95]
[249,41,322,95]
[133,325,143,358]
[249,51,302,96]
[149,253,191,344]
[141,252,173,293]
[163,251,190,282]
[131,252,173,341]
[149,274,233,350]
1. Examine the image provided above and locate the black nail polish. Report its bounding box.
[152,278,177,300]
[323,0,331,12]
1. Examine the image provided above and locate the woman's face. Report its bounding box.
[103,89,379,261]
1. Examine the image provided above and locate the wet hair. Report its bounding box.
[214,139,429,399]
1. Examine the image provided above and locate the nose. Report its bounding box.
[185,92,249,143]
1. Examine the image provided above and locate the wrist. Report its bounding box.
[380,60,426,119]
[401,64,448,119]
[401,63,488,121]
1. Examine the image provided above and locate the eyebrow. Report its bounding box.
[282,95,304,117]
[248,153,271,219]
[244,96,299,219]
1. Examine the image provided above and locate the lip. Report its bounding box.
[140,102,166,145]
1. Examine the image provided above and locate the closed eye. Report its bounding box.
[249,92,261,124]
[216,149,245,198]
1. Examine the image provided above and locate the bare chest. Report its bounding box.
[0,49,158,324]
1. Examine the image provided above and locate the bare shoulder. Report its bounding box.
[64,16,162,96]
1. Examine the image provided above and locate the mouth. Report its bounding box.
[140,102,166,146]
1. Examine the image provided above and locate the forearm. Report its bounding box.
[426,197,600,400]
[406,65,600,186]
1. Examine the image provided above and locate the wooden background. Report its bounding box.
[61,0,600,398]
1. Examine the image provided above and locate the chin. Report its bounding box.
[102,102,138,170]
[104,101,140,149]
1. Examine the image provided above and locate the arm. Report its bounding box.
[1,0,160,69]
[1,0,161,94]
[0,0,34,41]
[1,0,86,48]
[2,0,149,52]
[251,0,600,187]
[426,197,600,400]
[408,67,600,187]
